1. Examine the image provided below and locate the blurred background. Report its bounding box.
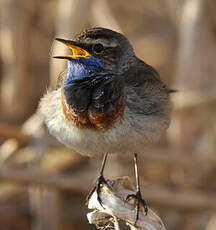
[0,0,216,229]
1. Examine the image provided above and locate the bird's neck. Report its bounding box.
[61,59,126,131]
[65,58,103,85]
[63,59,110,113]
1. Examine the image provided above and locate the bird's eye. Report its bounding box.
[93,43,104,53]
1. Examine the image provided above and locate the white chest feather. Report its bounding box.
[39,89,169,157]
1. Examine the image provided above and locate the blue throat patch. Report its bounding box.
[64,57,108,87]
[61,57,125,129]
[63,57,113,113]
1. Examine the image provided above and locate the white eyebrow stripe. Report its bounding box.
[106,41,118,47]
[93,39,118,47]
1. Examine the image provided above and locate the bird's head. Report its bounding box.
[53,28,133,127]
[54,27,135,75]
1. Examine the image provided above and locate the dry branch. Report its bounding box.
[0,123,30,144]
[0,166,216,211]
[50,0,90,88]
[87,177,166,230]
[0,113,43,164]
[0,166,87,193]
[90,0,122,32]
[172,88,216,111]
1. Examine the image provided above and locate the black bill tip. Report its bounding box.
[53,56,71,60]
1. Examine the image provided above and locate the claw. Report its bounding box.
[125,191,148,224]
[141,198,148,215]
[86,174,110,209]
[126,194,137,202]
[86,154,110,208]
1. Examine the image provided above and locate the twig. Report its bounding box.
[50,0,90,88]
[87,177,166,230]
[0,167,216,211]
[172,88,216,111]
[0,166,87,193]
[113,216,120,230]
[90,0,122,32]
[0,123,30,143]
[0,113,43,164]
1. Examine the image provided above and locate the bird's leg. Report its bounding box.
[126,153,148,224]
[86,153,110,207]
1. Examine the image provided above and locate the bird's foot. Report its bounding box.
[125,190,148,224]
[86,174,110,208]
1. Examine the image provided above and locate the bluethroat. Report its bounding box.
[39,27,171,222]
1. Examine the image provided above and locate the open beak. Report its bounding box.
[53,38,90,60]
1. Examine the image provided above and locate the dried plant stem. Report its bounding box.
[87,177,167,230]
[113,216,120,230]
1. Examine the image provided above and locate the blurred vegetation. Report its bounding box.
[0,0,216,230]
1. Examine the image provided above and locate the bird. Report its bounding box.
[39,27,171,222]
